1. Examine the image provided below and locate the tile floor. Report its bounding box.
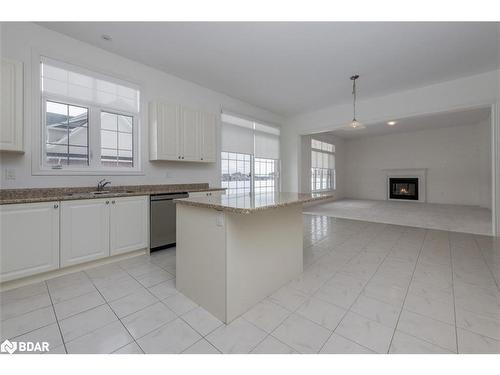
[303,199,492,236]
[1,215,499,354]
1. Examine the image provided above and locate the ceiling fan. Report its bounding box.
[342,74,366,130]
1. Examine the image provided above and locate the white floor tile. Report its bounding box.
[135,268,174,288]
[243,300,290,333]
[251,335,297,354]
[66,321,133,354]
[12,323,63,351]
[181,306,223,336]
[389,330,453,354]
[350,295,401,329]
[320,333,375,354]
[206,317,267,354]
[0,306,56,340]
[0,292,52,321]
[335,311,394,353]
[182,338,221,354]
[272,313,331,354]
[148,279,178,300]
[455,308,500,341]
[121,302,177,339]
[109,288,158,318]
[403,292,455,325]
[59,304,117,342]
[296,297,346,330]
[268,286,308,311]
[113,342,144,354]
[397,309,457,352]
[457,328,500,354]
[53,291,105,320]
[162,293,197,315]
[137,318,201,354]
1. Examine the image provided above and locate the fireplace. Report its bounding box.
[389,178,419,201]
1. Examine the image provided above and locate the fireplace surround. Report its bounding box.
[383,168,427,203]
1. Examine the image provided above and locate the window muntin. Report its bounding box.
[39,57,140,173]
[311,139,335,192]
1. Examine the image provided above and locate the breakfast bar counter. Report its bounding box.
[175,192,334,323]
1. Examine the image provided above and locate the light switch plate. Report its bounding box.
[4,168,16,180]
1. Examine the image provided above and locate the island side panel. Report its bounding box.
[225,204,303,322]
[176,204,227,322]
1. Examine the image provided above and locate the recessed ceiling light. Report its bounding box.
[101,34,113,41]
[387,121,397,126]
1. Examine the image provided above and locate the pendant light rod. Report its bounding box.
[350,74,359,121]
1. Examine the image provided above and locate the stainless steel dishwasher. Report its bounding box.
[150,192,189,251]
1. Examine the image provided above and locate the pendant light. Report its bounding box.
[347,74,365,129]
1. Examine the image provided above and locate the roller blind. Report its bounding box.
[221,113,280,159]
[41,56,140,114]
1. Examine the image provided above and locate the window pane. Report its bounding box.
[118,150,133,167]
[118,115,133,133]
[101,130,117,149]
[101,112,117,131]
[68,146,89,165]
[118,132,132,150]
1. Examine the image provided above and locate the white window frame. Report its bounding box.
[311,139,336,192]
[31,52,143,176]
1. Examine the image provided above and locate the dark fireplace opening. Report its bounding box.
[389,178,419,201]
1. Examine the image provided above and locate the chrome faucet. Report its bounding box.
[97,179,111,192]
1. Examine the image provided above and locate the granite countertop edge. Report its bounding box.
[175,193,335,214]
[0,184,226,205]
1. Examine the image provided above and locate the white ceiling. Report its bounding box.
[327,106,491,140]
[38,22,499,116]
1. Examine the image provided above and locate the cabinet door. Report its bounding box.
[149,101,179,160]
[0,202,59,282]
[0,58,23,152]
[109,196,149,256]
[60,199,110,267]
[180,107,200,161]
[199,112,217,162]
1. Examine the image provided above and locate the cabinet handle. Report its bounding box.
[178,156,181,159]
[106,201,110,204]
[54,204,59,209]
[182,156,184,159]
[112,200,115,204]
[201,157,203,160]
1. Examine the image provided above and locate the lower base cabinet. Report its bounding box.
[0,195,149,283]
[61,196,149,267]
[0,202,60,282]
[110,196,149,256]
[60,198,111,267]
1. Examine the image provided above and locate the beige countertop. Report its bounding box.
[175,192,335,214]
[0,183,225,205]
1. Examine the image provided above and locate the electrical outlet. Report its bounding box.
[216,211,224,227]
[4,169,16,181]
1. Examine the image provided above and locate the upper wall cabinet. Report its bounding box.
[0,58,24,152]
[149,101,217,162]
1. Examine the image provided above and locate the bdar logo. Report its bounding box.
[1,339,17,354]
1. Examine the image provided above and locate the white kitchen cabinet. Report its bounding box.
[60,198,111,267]
[189,190,226,198]
[0,202,59,282]
[0,58,23,152]
[109,196,149,256]
[149,101,180,160]
[199,112,217,162]
[149,101,217,162]
[180,107,200,161]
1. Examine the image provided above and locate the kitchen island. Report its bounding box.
[175,192,334,323]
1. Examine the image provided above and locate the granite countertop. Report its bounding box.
[0,183,226,205]
[175,192,335,214]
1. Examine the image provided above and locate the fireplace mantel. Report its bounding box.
[382,168,427,203]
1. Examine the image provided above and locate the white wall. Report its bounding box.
[341,121,491,208]
[0,22,284,189]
